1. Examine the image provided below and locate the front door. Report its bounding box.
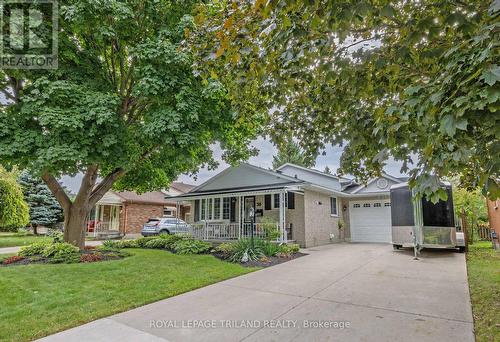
[244,196,256,223]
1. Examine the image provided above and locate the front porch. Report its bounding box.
[188,222,277,241]
[174,187,303,243]
[85,204,123,239]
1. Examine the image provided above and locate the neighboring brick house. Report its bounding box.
[486,198,500,249]
[87,182,194,237]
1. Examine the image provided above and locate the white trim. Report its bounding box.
[350,173,403,194]
[330,196,339,216]
[189,162,300,193]
[276,163,345,181]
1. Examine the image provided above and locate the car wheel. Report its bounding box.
[393,244,401,250]
[159,229,170,235]
[458,246,466,253]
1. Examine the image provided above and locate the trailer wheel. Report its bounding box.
[392,244,401,250]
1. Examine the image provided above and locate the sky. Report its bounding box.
[60,137,407,193]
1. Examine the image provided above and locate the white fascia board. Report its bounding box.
[302,183,347,197]
[276,163,343,181]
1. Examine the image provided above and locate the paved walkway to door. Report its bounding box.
[39,243,474,342]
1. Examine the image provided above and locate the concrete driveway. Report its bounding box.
[39,243,474,342]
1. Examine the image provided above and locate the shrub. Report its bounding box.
[159,234,185,248]
[288,244,300,253]
[261,241,281,257]
[135,236,158,248]
[80,253,104,263]
[102,240,121,249]
[42,243,80,264]
[173,239,212,255]
[2,255,25,264]
[47,230,64,243]
[260,217,280,241]
[18,241,51,256]
[145,238,169,249]
[228,238,265,263]
[213,243,236,259]
[117,240,138,248]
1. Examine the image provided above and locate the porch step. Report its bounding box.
[86,231,123,239]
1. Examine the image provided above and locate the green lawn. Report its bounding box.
[0,233,51,248]
[0,249,257,341]
[466,242,500,342]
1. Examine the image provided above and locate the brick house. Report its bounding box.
[486,198,500,249]
[170,163,404,247]
[87,182,194,237]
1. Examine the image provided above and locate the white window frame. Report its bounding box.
[201,197,231,221]
[330,196,339,217]
[273,194,280,209]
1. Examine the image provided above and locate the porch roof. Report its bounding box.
[169,182,304,201]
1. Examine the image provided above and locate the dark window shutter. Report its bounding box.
[194,200,200,222]
[264,194,272,210]
[230,197,236,222]
[287,192,295,209]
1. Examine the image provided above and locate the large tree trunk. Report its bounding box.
[41,166,125,249]
[62,205,89,249]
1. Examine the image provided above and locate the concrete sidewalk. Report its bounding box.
[0,240,103,254]
[38,244,474,342]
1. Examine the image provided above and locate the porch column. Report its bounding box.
[238,196,242,238]
[279,192,285,243]
[175,200,180,230]
[94,204,99,237]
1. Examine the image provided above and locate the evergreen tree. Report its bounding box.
[272,138,315,170]
[18,171,63,234]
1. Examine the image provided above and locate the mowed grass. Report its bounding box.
[0,249,258,341]
[0,233,51,248]
[466,241,500,342]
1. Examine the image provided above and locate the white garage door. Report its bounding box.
[349,200,392,243]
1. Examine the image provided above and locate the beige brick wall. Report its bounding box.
[303,189,341,247]
[257,194,306,246]
[123,203,164,234]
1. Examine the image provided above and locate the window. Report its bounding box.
[223,198,230,219]
[273,194,280,209]
[163,208,173,216]
[373,203,381,208]
[353,203,361,208]
[384,202,391,207]
[330,197,338,216]
[363,203,371,208]
[201,199,206,220]
[264,194,272,210]
[214,198,221,219]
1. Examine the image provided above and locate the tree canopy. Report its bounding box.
[192,0,499,202]
[0,0,258,246]
[272,137,316,169]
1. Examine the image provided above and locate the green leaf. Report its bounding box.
[481,65,500,86]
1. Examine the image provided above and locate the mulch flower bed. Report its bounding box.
[212,251,307,268]
[1,248,128,267]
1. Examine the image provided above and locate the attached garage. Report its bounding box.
[349,199,392,243]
